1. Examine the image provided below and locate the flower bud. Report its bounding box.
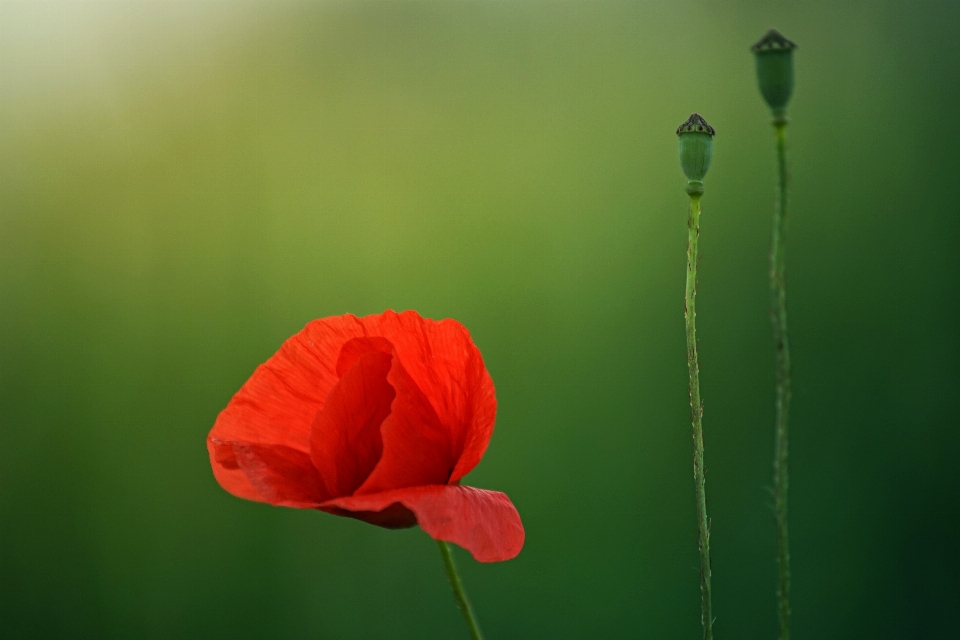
[677,113,715,189]
[752,29,797,117]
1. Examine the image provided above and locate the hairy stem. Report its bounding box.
[771,119,792,640]
[685,191,713,640]
[438,540,484,640]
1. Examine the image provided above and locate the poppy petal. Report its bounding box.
[319,500,418,530]
[208,315,370,456]
[207,437,266,503]
[355,358,456,494]
[322,485,524,563]
[310,348,395,498]
[214,439,329,507]
[360,311,497,484]
[335,336,393,377]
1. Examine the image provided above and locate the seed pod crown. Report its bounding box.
[751,29,797,53]
[676,113,716,137]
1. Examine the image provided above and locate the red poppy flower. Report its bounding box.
[207,310,524,562]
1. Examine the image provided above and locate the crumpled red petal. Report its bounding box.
[354,357,456,494]
[208,315,371,459]
[365,311,497,483]
[207,437,265,503]
[310,346,394,498]
[213,439,328,507]
[321,485,524,563]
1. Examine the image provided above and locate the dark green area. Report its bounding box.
[2,1,958,637]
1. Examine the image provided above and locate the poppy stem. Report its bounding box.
[685,190,714,640]
[437,540,484,640]
[771,117,792,640]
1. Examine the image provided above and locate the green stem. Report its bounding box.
[437,540,484,640]
[771,118,792,640]
[685,189,713,640]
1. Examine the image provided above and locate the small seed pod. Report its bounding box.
[677,113,715,190]
[752,29,797,116]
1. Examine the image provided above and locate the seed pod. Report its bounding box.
[752,29,797,116]
[677,113,715,187]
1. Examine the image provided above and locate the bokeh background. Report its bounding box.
[2,0,958,638]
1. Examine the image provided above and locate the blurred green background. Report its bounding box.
[2,1,958,637]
